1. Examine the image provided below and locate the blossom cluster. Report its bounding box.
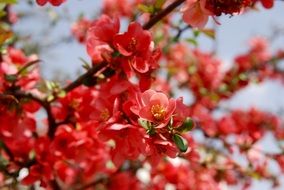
[182,0,275,28]
[0,0,283,189]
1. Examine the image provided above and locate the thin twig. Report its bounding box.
[63,62,108,92]
[143,0,185,30]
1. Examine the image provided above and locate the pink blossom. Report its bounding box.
[182,0,212,28]
[132,89,176,127]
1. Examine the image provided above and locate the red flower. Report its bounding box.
[260,0,274,8]
[103,0,134,17]
[71,18,91,43]
[1,48,40,91]
[205,0,250,16]
[182,0,212,28]
[108,172,142,190]
[0,111,36,162]
[87,15,120,63]
[36,0,65,6]
[114,22,151,57]
[50,125,76,158]
[113,22,153,73]
[132,90,176,128]
[99,124,146,167]
[22,164,53,187]
[54,161,77,185]
[146,137,179,166]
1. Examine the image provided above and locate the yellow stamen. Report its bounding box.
[127,37,137,51]
[151,104,166,121]
[100,108,110,121]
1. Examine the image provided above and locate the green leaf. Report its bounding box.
[0,3,5,10]
[200,29,215,39]
[147,126,156,136]
[17,60,39,75]
[188,65,197,74]
[112,51,120,58]
[154,0,166,9]
[137,4,154,13]
[178,117,195,133]
[0,10,6,18]
[45,80,55,90]
[199,87,207,95]
[57,90,66,98]
[29,150,36,160]
[239,73,247,81]
[173,134,188,152]
[138,118,148,129]
[218,83,228,93]
[4,74,17,82]
[0,25,13,45]
[0,0,17,4]
[47,94,54,102]
[186,38,198,46]
[193,30,200,38]
[0,155,9,167]
[79,57,91,70]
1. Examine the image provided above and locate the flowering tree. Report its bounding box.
[0,0,284,189]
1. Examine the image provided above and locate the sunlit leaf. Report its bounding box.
[154,0,166,9]
[0,0,17,4]
[138,118,148,129]
[0,26,13,45]
[200,28,216,39]
[178,117,195,133]
[186,38,198,46]
[137,4,154,13]
[173,134,188,152]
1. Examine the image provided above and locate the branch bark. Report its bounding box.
[143,0,185,30]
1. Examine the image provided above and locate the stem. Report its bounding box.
[17,60,40,75]
[143,0,185,30]
[50,180,61,190]
[61,0,186,94]
[173,25,191,41]
[14,92,56,138]
[63,62,108,92]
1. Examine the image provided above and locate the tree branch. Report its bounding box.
[143,0,185,30]
[63,0,186,93]
[14,92,56,138]
[63,62,108,92]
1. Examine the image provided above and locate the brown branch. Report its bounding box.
[49,180,61,190]
[173,25,191,41]
[143,0,185,30]
[0,141,14,162]
[14,92,56,138]
[62,0,186,94]
[63,62,108,92]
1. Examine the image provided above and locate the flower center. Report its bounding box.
[127,37,137,52]
[100,108,110,121]
[151,104,166,121]
[70,99,80,108]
